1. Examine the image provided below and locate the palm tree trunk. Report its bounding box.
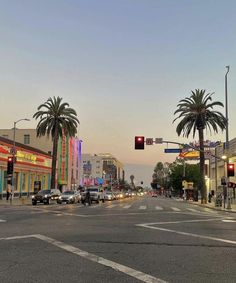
[51,130,59,190]
[198,128,206,204]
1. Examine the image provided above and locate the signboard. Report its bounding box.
[164,148,181,153]
[146,138,154,145]
[155,138,163,144]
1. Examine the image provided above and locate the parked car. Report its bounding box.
[32,189,61,205]
[57,190,78,204]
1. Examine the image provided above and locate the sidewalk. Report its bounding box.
[0,196,32,206]
[187,198,236,213]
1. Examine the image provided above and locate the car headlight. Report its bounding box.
[32,195,35,199]
[59,196,62,200]
[44,195,48,198]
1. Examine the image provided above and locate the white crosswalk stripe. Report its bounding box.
[106,204,117,209]
[171,207,181,211]
[123,205,131,209]
[186,208,198,212]
[139,205,147,210]
[155,206,163,210]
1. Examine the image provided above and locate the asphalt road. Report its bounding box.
[0,196,236,283]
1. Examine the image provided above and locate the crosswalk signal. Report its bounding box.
[227,163,235,177]
[135,136,145,150]
[7,156,14,175]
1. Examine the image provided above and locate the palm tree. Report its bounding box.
[33,96,79,190]
[173,89,227,204]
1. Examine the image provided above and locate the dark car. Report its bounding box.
[32,189,61,205]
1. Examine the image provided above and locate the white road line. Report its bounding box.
[0,234,168,283]
[0,219,6,222]
[106,204,117,209]
[139,206,147,210]
[155,206,163,210]
[123,205,131,209]
[171,207,180,212]
[137,218,222,226]
[137,223,236,245]
[186,208,198,212]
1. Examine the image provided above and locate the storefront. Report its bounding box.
[0,136,51,199]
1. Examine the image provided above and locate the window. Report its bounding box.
[24,134,30,145]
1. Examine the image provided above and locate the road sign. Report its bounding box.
[164,148,182,153]
[146,138,154,145]
[155,138,163,144]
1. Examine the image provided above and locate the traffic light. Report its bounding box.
[227,163,235,177]
[7,156,14,175]
[135,136,145,150]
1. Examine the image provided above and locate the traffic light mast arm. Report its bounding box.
[162,140,226,162]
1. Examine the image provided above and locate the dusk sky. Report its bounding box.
[1,0,236,186]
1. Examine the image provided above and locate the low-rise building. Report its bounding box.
[0,136,52,199]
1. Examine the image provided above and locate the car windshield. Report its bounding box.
[38,190,51,195]
[88,188,99,192]
[63,191,74,195]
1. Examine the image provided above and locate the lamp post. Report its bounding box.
[225,66,231,209]
[11,118,30,200]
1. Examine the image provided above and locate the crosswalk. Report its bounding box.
[51,203,216,214]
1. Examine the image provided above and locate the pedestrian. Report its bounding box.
[84,189,91,206]
[208,192,212,203]
[6,181,12,201]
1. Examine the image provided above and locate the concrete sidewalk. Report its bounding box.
[0,196,32,206]
[186,198,236,213]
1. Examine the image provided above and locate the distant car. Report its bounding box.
[32,189,61,205]
[57,190,78,204]
[104,192,115,201]
[151,192,158,197]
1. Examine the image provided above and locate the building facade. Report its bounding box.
[0,129,82,191]
[0,136,52,199]
[209,138,236,199]
[80,153,124,188]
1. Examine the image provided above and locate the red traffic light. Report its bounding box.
[227,163,235,177]
[135,136,145,150]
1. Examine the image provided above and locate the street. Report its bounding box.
[0,196,236,283]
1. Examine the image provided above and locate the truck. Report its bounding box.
[81,186,105,204]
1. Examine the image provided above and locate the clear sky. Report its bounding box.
[1,0,236,186]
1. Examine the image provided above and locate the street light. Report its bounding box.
[224,65,231,209]
[11,118,30,200]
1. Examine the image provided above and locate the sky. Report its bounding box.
[0,0,236,187]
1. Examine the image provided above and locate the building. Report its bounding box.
[0,129,82,190]
[0,136,52,199]
[81,153,124,188]
[209,138,236,199]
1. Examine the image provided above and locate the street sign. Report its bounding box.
[146,138,154,145]
[164,148,182,153]
[155,138,163,144]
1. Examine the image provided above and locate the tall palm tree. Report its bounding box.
[173,89,226,203]
[33,96,79,190]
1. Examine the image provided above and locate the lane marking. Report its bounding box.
[171,207,180,211]
[137,222,236,245]
[123,205,131,209]
[106,204,117,209]
[0,234,168,283]
[139,206,147,210]
[222,219,236,223]
[155,206,163,210]
[136,218,221,226]
[0,219,6,222]
[186,208,198,212]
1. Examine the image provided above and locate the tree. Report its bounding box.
[173,89,226,203]
[33,96,79,190]
[169,159,200,196]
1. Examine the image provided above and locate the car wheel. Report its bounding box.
[32,201,37,205]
